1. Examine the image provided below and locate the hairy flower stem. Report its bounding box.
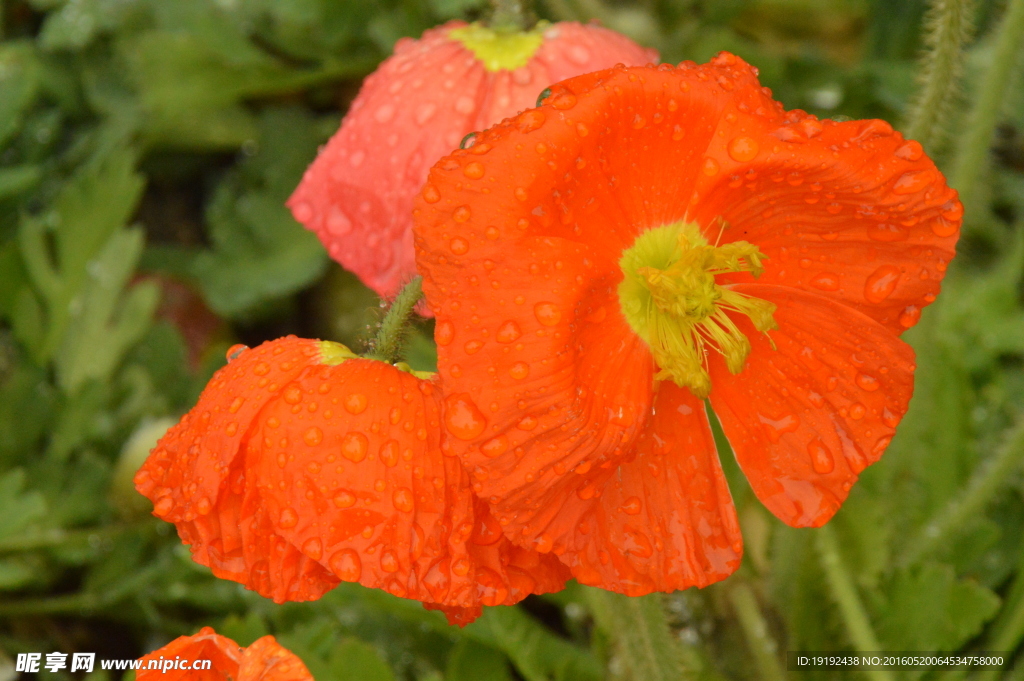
[949,0,1024,217]
[585,588,693,681]
[903,0,974,151]
[367,277,423,364]
[489,0,536,32]
[902,416,1024,567]
[727,582,786,681]
[816,525,896,681]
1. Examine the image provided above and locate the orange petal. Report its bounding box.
[246,358,569,620]
[563,383,742,595]
[137,628,313,681]
[708,285,915,527]
[134,336,338,602]
[689,110,959,335]
[414,61,764,553]
[288,21,655,299]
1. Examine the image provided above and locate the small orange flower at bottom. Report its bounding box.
[137,627,311,681]
[135,336,569,624]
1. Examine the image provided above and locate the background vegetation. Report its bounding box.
[1,0,1024,678]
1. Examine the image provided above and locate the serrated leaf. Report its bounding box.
[876,562,1000,651]
[192,107,329,316]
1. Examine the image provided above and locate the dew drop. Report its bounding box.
[453,205,471,223]
[855,373,880,392]
[811,272,840,291]
[393,487,414,513]
[849,402,866,420]
[807,438,835,474]
[331,549,361,581]
[895,140,923,161]
[327,207,352,235]
[304,426,323,446]
[619,496,642,515]
[509,362,530,379]
[864,265,901,303]
[226,344,248,362]
[422,184,441,203]
[459,132,477,149]
[344,393,368,414]
[452,558,471,576]
[899,305,921,328]
[463,162,485,179]
[444,393,488,440]
[892,169,933,194]
[567,45,591,64]
[349,150,365,168]
[279,508,299,529]
[341,432,369,462]
[333,489,356,508]
[302,538,323,561]
[292,202,313,223]
[435,321,455,346]
[450,237,470,255]
[464,339,484,354]
[472,512,503,545]
[517,110,546,133]
[727,136,759,162]
[535,87,552,107]
[481,435,509,458]
[623,528,653,557]
[702,157,720,176]
[534,302,561,326]
[867,222,908,242]
[477,567,510,606]
[552,93,577,110]
[196,497,212,515]
[497,320,522,343]
[415,102,437,125]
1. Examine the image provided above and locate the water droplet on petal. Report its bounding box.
[196,497,212,515]
[509,362,530,379]
[892,169,932,194]
[899,305,921,328]
[344,393,368,414]
[463,162,484,179]
[855,373,880,391]
[374,104,395,123]
[444,393,488,440]
[304,426,323,446]
[811,273,840,291]
[422,184,441,203]
[302,538,323,561]
[619,496,642,515]
[415,103,437,125]
[807,439,835,474]
[864,265,901,303]
[623,528,653,557]
[476,567,510,606]
[279,508,299,529]
[867,222,908,242]
[333,490,356,508]
[481,435,509,458]
[702,158,720,176]
[331,549,361,581]
[226,344,248,362]
[895,140,923,161]
[497,320,522,343]
[341,432,369,462]
[393,487,414,513]
[728,137,759,162]
[450,237,470,255]
[534,302,561,326]
[517,110,546,133]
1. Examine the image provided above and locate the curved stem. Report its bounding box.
[585,588,692,681]
[901,416,1024,566]
[366,277,423,364]
[903,0,974,150]
[815,525,896,681]
[727,582,786,681]
[949,0,1024,215]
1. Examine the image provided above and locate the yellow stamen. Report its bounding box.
[448,23,546,72]
[618,222,776,398]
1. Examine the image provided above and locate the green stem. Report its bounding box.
[727,582,786,681]
[585,588,692,681]
[901,417,1024,566]
[815,525,895,681]
[489,0,536,32]
[366,277,423,364]
[903,0,974,150]
[949,0,1024,215]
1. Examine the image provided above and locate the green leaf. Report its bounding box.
[0,41,41,150]
[191,107,329,317]
[876,562,1001,651]
[446,639,512,681]
[0,469,47,544]
[327,638,396,681]
[0,165,43,201]
[38,0,145,51]
[464,606,603,681]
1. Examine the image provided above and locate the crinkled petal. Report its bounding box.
[564,383,742,595]
[288,21,656,299]
[414,60,765,553]
[708,284,915,527]
[137,627,242,681]
[238,636,315,681]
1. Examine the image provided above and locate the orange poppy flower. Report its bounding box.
[137,627,311,680]
[287,20,656,299]
[412,56,960,595]
[134,337,568,624]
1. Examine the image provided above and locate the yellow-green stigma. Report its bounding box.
[448,23,545,71]
[318,341,357,365]
[618,222,777,398]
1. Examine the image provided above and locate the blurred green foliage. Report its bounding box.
[1,0,1024,679]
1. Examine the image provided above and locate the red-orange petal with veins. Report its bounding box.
[708,285,915,527]
[563,383,742,595]
[288,21,656,300]
[134,336,337,603]
[137,627,313,681]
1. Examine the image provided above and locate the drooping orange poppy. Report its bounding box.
[412,56,960,595]
[287,20,656,299]
[137,627,311,680]
[134,337,569,624]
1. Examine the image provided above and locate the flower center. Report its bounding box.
[617,222,777,398]
[448,23,545,72]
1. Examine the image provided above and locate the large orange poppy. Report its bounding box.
[412,55,960,595]
[134,337,568,624]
